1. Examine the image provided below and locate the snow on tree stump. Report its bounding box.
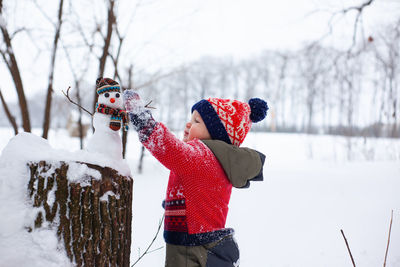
[27,160,133,267]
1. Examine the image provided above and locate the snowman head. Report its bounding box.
[96,77,124,109]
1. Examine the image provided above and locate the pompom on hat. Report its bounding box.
[192,97,268,146]
[96,77,121,95]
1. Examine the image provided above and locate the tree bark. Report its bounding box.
[28,161,133,267]
[0,89,18,135]
[42,0,65,139]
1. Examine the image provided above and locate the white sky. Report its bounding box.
[125,0,398,67]
[0,0,399,102]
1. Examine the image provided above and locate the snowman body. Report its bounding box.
[86,91,124,160]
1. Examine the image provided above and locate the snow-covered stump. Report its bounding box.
[27,160,133,267]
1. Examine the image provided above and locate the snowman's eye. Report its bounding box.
[116,93,120,98]
[104,93,110,98]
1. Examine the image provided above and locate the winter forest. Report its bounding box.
[0,0,400,267]
[0,0,399,139]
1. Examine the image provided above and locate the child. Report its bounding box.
[124,90,268,267]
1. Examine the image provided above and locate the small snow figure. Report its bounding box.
[86,78,128,160]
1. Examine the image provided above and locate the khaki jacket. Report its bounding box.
[202,140,265,188]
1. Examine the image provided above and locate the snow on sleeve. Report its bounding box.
[0,132,131,267]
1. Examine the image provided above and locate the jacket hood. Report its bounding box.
[201,140,265,188]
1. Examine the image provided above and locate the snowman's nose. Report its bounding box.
[110,98,115,103]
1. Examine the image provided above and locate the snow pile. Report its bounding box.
[0,132,131,266]
[128,132,400,267]
[1,132,131,176]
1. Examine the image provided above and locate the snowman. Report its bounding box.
[86,78,128,160]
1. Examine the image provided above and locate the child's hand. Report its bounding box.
[123,90,155,132]
[123,90,145,114]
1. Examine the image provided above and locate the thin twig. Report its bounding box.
[383,210,394,267]
[144,100,156,109]
[147,246,164,254]
[341,229,356,267]
[62,86,93,116]
[131,215,165,267]
[0,89,18,135]
[135,69,184,90]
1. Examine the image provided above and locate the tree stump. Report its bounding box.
[27,160,133,267]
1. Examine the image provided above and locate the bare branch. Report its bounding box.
[62,87,93,116]
[121,0,143,37]
[144,100,156,109]
[340,0,374,14]
[340,229,356,267]
[10,27,27,39]
[383,210,394,267]
[131,215,164,267]
[0,49,11,69]
[61,37,92,149]
[0,5,31,132]
[0,89,18,135]
[33,0,56,27]
[336,0,375,50]
[93,0,116,113]
[309,0,376,52]
[135,69,184,90]
[110,25,124,82]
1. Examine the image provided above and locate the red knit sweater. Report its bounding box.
[141,122,233,245]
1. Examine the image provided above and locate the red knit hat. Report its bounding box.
[192,98,268,146]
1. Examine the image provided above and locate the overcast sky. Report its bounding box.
[0,0,399,102]
[125,0,398,67]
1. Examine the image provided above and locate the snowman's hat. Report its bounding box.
[96,77,121,95]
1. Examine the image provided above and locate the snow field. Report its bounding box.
[0,128,399,266]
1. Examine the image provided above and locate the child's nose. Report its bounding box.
[186,122,191,128]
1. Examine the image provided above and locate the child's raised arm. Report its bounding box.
[124,90,211,176]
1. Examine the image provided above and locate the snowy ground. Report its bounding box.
[0,127,400,267]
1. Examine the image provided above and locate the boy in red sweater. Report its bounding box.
[124,90,268,267]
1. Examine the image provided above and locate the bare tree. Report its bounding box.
[42,0,65,139]
[0,0,31,132]
[62,40,92,149]
[93,0,117,113]
[241,59,262,101]
[371,19,400,137]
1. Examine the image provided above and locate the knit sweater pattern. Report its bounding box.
[140,122,233,246]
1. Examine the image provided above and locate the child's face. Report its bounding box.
[183,110,211,142]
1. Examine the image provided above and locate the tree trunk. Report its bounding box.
[138,145,145,174]
[122,65,135,159]
[27,160,133,267]
[0,5,31,132]
[93,0,116,114]
[42,0,65,139]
